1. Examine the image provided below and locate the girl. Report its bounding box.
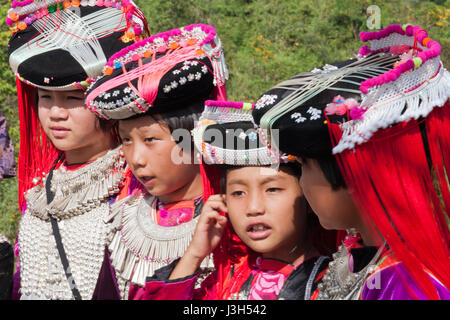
[131,100,335,300]
[84,24,229,298]
[7,0,147,300]
[252,25,450,299]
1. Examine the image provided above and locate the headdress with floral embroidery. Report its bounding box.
[192,100,295,166]
[6,0,148,209]
[85,24,228,120]
[8,0,148,91]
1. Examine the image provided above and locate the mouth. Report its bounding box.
[50,126,70,137]
[246,223,272,240]
[138,175,156,186]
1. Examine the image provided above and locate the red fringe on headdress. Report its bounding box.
[16,78,59,210]
[328,102,450,299]
[425,101,450,247]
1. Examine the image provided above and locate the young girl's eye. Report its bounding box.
[144,137,155,143]
[231,190,245,197]
[121,137,132,145]
[267,187,282,193]
[67,96,84,101]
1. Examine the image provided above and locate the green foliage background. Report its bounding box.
[0,0,449,242]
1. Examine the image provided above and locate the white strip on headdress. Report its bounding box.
[9,7,126,79]
[333,61,450,153]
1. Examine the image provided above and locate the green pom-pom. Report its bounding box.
[243,103,252,111]
[412,57,422,69]
[402,23,412,31]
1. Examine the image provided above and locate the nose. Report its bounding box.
[246,191,265,217]
[128,142,147,169]
[48,104,69,121]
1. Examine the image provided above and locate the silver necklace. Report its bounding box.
[316,243,385,300]
[106,192,212,287]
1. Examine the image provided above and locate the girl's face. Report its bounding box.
[119,116,201,203]
[225,166,307,262]
[38,89,109,155]
[297,157,359,230]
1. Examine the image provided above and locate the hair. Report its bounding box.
[120,100,205,153]
[300,154,347,190]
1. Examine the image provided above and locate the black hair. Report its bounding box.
[121,99,204,133]
[301,155,347,190]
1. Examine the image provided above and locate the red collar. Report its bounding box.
[254,258,295,277]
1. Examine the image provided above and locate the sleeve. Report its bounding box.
[361,263,450,300]
[129,258,218,300]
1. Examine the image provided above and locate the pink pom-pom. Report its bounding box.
[325,103,338,115]
[404,25,414,36]
[360,85,369,95]
[350,107,366,120]
[96,0,104,6]
[133,25,142,35]
[345,98,359,110]
[335,104,348,116]
[359,45,371,56]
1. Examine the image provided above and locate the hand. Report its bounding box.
[186,194,228,261]
[168,194,228,280]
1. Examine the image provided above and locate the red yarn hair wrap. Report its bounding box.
[328,100,450,300]
[16,78,59,211]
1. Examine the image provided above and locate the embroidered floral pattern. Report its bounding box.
[291,112,306,123]
[249,271,287,300]
[255,94,278,110]
[307,107,321,120]
[248,131,258,142]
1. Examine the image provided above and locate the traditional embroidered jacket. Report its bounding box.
[131,255,330,300]
[311,239,450,300]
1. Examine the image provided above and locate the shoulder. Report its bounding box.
[360,252,450,300]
